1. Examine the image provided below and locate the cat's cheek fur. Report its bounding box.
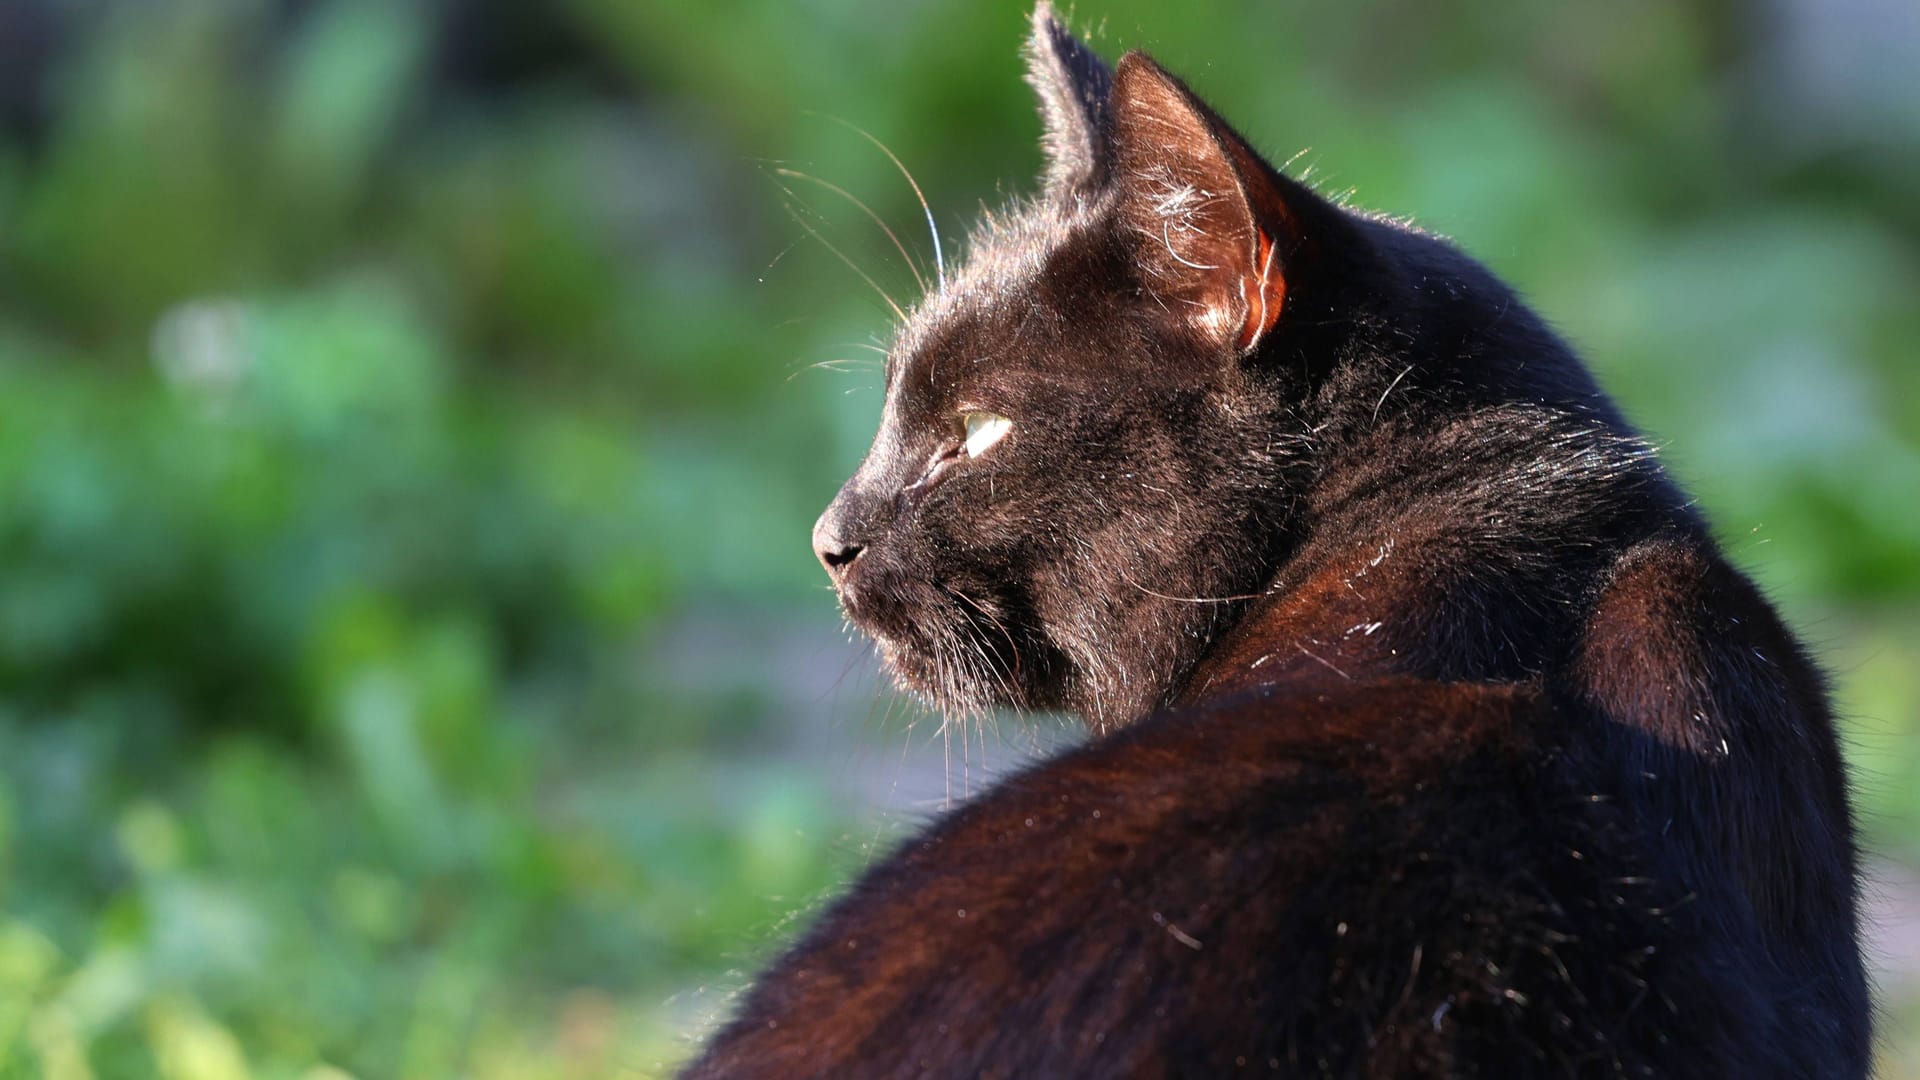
[875,404,1259,723]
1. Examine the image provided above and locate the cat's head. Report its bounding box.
[808,6,1491,726]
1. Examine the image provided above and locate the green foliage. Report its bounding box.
[0,0,1914,1076]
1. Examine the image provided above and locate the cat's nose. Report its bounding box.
[812,505,867,580]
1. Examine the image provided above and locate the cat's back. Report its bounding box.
[685,677,1804,1079]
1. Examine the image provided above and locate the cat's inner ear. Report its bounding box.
[1025,2,1113,197]
[1107,52,1291,354]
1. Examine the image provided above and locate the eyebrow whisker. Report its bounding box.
[777,168,930,295]
[811,112,947,293]
[772,185,908,325]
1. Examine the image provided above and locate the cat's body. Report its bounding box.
[686,8,1869,1076]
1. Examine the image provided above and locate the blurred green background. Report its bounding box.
[0,0,1914,1076]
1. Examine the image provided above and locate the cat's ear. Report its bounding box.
[1025,3,1112,196]
[1107,53,1293,355]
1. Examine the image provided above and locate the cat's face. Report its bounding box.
[813,9,1320,726]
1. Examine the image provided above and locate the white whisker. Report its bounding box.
[813,112,948,292]
[775,167,930,295]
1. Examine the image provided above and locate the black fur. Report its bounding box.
[688,7,1870,1076]
[1025,4,1114,195]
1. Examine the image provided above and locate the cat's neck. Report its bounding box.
[1170,407,1684,711]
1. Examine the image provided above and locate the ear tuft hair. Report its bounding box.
[1107,52,1293,354]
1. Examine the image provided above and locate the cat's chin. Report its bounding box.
[872,635,1000,719]
[862,618,1048,721]
[837,573,1036,717]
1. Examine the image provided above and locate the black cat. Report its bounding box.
[685,7,1870,1076]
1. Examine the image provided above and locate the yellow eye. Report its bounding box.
[962,411,1012,458]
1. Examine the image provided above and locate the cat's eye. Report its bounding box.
[962,411,1013,458]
